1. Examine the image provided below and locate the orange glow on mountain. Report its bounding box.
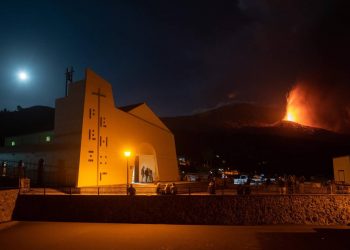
[284,84,315,127]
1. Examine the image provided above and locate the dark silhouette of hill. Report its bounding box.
[162,103,350,178]
[0,106,55,145]
[163,103,285,131]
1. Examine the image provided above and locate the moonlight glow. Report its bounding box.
[18,71,28,81]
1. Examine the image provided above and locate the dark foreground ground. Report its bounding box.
[0,222,349,250]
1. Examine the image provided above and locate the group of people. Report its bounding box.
[237,180,252,195]
[1,159,45,185]
[156,182,177,195]
[1,160,26,178]
[208,179,252,195]
[127,183,178,196]
[277,175,305,194]
[141,166,153,183]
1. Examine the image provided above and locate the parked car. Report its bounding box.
[234,175,249,185]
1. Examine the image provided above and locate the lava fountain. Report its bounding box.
[283,84,317,127]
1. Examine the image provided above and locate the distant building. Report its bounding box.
[0,69,179,187]
[333,156,350,184]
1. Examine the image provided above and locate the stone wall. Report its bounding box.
[13,194,350,225]
[0,189,18,223]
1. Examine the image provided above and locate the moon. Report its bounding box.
[18,71,28,81]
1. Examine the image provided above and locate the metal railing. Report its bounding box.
[14,182,350,196]
[1,160,348,196]
[0,159,76,188]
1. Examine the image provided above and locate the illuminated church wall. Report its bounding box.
[53,79,86,185]
[77,69,178,187]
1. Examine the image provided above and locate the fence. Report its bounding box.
[0,159,76,188]
[14,181,350,196]
[2,159,349,196]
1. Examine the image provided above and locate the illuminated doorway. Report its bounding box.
[133,143,158,183]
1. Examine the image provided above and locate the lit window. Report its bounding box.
[11,141,15,146]
[46,136,51,142]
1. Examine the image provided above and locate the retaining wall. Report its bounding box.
[13,194,350,225]
[0,189,18,223]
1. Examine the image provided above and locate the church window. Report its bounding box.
[88,129,96,140]
[89,108,95,119]
[88,150,94,163]
[100,117,107,127]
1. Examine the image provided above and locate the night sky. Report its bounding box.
[0,0,349,117]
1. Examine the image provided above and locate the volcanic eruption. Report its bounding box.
[283,82,350,133]
[283,84,317,127]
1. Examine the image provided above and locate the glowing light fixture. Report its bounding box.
[124,150,131,195]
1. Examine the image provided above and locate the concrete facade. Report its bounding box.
[0,69,179,187]
[333,156,350,184]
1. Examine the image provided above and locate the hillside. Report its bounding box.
[163,103,285,131]
[0,106,55,145]
[162,103,350,177]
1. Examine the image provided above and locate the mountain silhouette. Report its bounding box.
[162,103,350,177]
[0,106,55,145]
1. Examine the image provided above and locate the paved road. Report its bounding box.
[0,222,349,250]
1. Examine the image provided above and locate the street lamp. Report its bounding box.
[124,151,131,195]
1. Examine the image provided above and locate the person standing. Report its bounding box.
[37,158,44,186]
[149,169,153,182]
[127,184,136,196]
[141,166,145,182]
[18,160,25,178]
[155,182,162,195]
[1,161,7,177]
[145,168,149,183]
[170,183,177,195]
[164,183,171,194]
[278,177,286,195]
[208,180,216,194]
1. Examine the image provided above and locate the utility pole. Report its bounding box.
[65,66,74,97]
